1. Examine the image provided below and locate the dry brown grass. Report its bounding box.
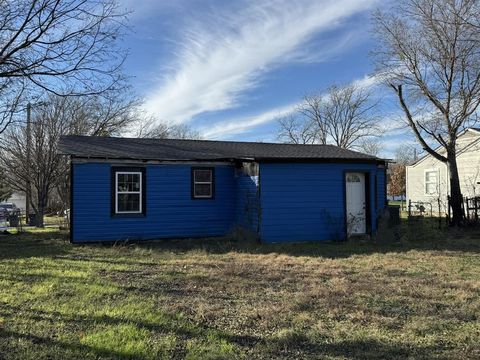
[0,227,478,359]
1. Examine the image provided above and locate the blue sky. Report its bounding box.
[118,0,414,156]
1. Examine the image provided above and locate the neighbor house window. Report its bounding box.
[425,170,439,195]
[112,168,146,215]
[192,167,214,199]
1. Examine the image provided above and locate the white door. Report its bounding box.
[345,172,366,235]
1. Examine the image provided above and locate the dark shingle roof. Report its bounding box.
[58,135,384,163]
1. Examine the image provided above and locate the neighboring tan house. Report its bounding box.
[406,128,480,213]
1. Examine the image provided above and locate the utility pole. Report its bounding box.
[25,102,31,223]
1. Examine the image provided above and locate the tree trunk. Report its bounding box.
[36,190,46,228]
[36,206,45,228]
[447,150,464,226]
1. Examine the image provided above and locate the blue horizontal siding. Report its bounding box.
[235,174,259,232]
[72,161,386,243]
[259,162,381,243]
[376,167,387,215]
[72,163,235,242]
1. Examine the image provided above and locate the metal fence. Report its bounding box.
[407,199,447,229]
[1,209,68,232]
[447,195,480,225]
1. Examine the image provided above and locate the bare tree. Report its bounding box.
[55,93,140,137]
[357,138,383,156]
[0,168,12,202]
[323,85,381,148]
[136,117,202,140]
[0,0,128,134]
[297,95,329,144]
[394,144,418,166]
[56,92,139,214]
[0,91,138,226]
[168,124,202,140]
[373,0,480,225]
[277,84,381,148]
[276,114,318,144]
[0,112,65,227]
[0,81,25,134]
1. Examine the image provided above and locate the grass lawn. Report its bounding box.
[388,200,407,212]
[388,200,405,207]
[0,227,479,359]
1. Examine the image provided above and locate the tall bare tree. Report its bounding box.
[136,117,202,140]
[0,92,138,226]
[0,168,12,202]
[276,114,318,144]
[373,0,480,225]
[277,84,381,148]
[323,85,381,148]
[357,138,383,156]
[54,92,140,214]
[0,111,65,226]
[54,93,140,137]
[297,95,329,144]
[0,0,128,134]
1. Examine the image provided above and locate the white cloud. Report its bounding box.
[144,0,379,124]
[352,74,381,90]
[201,74,382,139]
[201,103,299,139]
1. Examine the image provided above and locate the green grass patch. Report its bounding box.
[388,200,405,206]
[80,323,176,359]
[0,226,478,359]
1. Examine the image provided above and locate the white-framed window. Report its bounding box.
[115,171,142,213]
[192,168,214,199]
[425,169,439,195]
[346,174,361,183]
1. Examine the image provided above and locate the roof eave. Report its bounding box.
[68,155,255,163]
[66,154,386,164]
[255,157,386,164]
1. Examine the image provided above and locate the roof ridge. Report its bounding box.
[58,135,384,162]
[61,134,341,148]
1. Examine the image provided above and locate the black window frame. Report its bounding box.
[111,167,146,217]
[191,167,215,200]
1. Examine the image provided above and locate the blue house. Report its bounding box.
[59,136,387,243]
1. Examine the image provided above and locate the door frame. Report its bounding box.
[343,170,372,238]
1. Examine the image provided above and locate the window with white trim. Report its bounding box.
[425,170,439,195]
[115,171,142,213]
[346,174,361,183]
[192,168,214,199]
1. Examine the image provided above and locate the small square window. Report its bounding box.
[194,170,212,183]
[192,168,214,199]
[195,183,212,197]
